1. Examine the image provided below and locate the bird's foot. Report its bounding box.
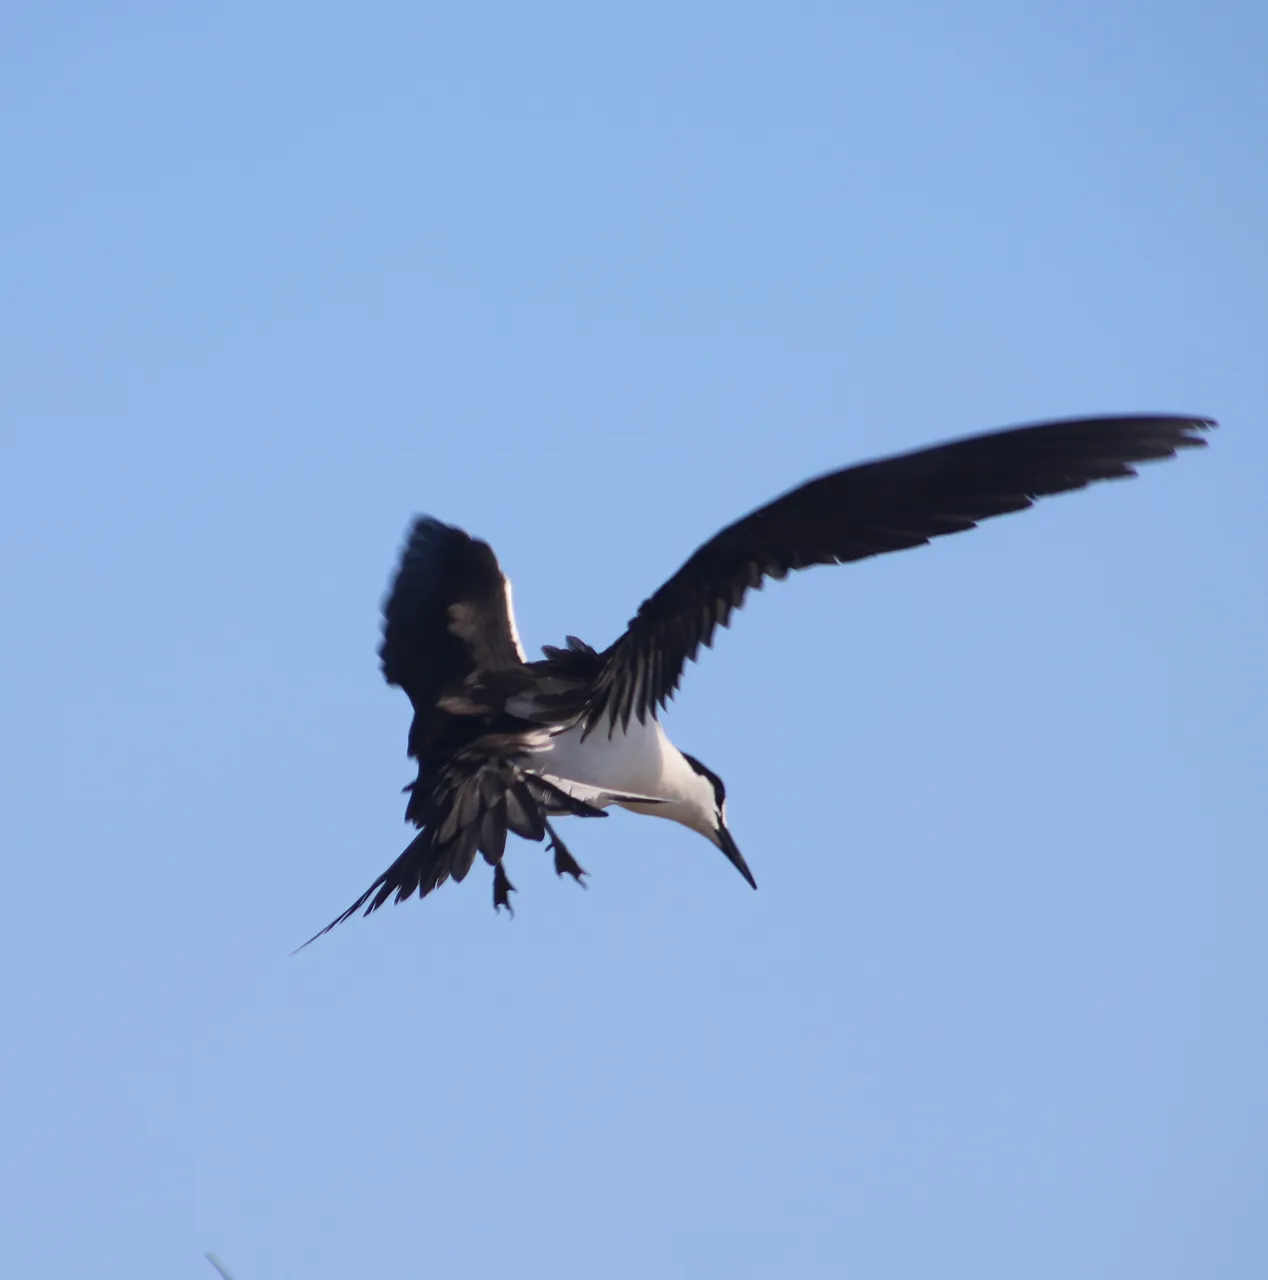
[546,823,587,886]
[492,862,516,916]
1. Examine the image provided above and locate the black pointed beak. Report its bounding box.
[716,822,757,889]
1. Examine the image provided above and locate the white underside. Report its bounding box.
[495,576,715,836]
[529,715,715,835]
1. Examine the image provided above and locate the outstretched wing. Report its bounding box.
[586,414,1213,733]
[380,517,526,756]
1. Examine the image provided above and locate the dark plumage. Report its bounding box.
[586,415,1213,732]
[299,413,1213,946]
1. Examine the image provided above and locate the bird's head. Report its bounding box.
[680,752,757,889]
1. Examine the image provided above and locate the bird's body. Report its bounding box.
[300,414,1212,946]
[536,713,721,838]
[534,717,682,809]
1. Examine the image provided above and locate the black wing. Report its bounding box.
[587,414,1214,733]
[380,517,525,756]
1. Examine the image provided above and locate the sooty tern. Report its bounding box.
[301,414,1211,946]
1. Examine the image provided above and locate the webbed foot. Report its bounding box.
[493,862,516,916]
[546,821,587,886]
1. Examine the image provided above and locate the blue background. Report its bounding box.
[3,3,1264,1277]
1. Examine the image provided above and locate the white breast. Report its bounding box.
[532,715,698,808]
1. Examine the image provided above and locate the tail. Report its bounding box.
[294,756,605,951]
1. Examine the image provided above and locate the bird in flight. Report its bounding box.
[300,414,1212,946]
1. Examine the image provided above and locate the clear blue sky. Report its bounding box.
[3,3,1265,1277]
